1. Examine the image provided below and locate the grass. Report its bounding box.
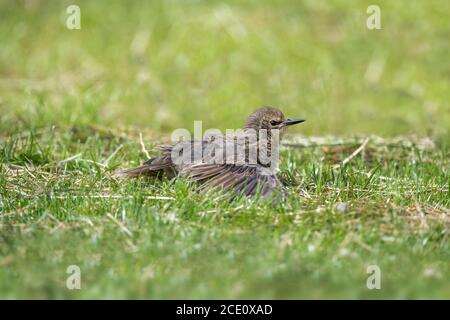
[0,0,449,299]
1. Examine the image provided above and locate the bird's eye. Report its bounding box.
[270,120,279,126]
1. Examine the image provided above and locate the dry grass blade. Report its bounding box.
[106,213,133,237]
[140,132,151,160]
[333,138,370,169]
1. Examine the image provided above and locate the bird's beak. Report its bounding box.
[283,118,306,126]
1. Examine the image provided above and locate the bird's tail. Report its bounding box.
[113,164,155,178]
[113,157,174,178]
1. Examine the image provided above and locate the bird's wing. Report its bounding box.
[180,163,283,199]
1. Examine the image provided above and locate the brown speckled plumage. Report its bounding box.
[115,107,305,199]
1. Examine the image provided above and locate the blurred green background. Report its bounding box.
[0,0,449,300]
[0,0,448,137]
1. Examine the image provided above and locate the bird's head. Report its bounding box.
[244,107,305,137]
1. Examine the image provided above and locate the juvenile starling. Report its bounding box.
[115,107,305,199]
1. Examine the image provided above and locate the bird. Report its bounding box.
[115,107,305,199]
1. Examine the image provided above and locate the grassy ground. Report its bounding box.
[0,0,449,299]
